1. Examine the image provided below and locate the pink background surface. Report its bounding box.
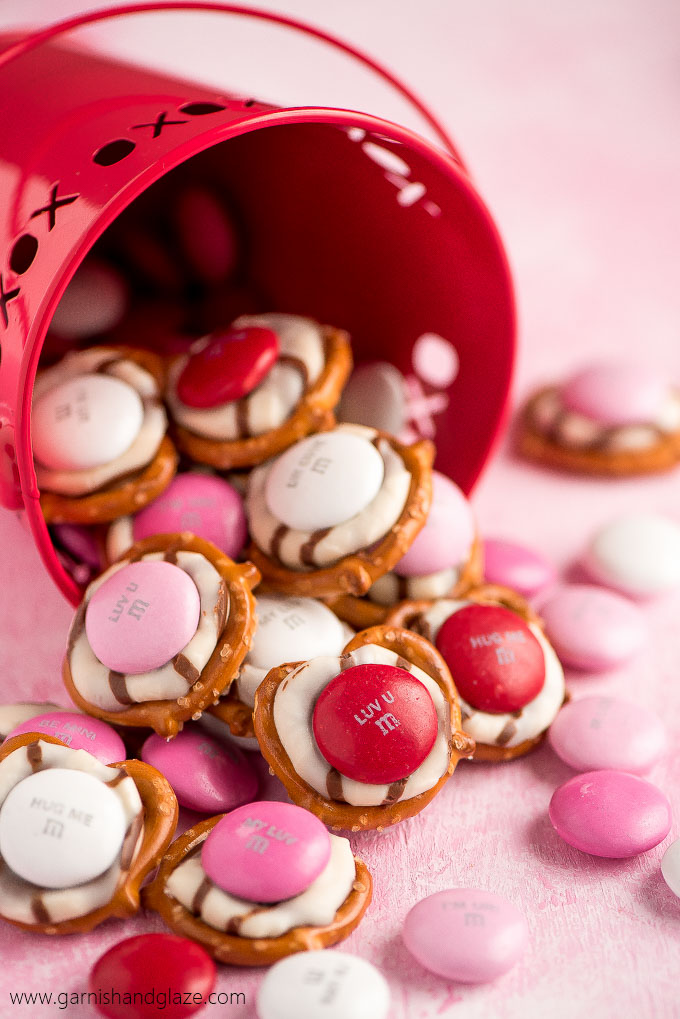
[1,1,679,1016]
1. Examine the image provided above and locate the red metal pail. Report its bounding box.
[0,3,514,603]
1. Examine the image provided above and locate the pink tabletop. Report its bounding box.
[1,2,679,1018]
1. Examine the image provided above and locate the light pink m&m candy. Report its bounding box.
[141,728,257,813]
[201,801,331,903]
[561,361,667,426]
[5,711,125,764]
[85,561,200,674]
[539,584,646,671]
[549,770,672,858]
[483,538,556,598]
[395,472,474,577]
[131,473,246,558]
[403,889,529,983]
[548,697,666,775]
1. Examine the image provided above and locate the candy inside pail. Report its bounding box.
[0,3,515,604]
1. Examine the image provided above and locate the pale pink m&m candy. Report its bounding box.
[202,801,331,903]
[403,888,529,983]
[141,728,258,813]
[85,561,200,674]
[5,711,125,764]
[548,697,666,775]
[582,513,680,598]
[561,361,667,426]
[132,473,247,559]
[549,770,671,858]
[395,471,474,577]
[539,584,646,671]
[482,538,556,598]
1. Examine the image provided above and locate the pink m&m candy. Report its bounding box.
[435,604,545,712]
[548,697,666,775]
[131,473,246,559]
[549,770,672,857]
[561,361,667,426]
[51,524,102,569]
[5,711,125,764]
[85,561,200,674]
[312,663,438,784]
[202,801,331,903]
[90,933,216,1019]
[403,889,529,983]
[482,538,556,598]
[539,584,646,671]
[395,471,474,577]
[141,728,257,813]
[177,325,279,407]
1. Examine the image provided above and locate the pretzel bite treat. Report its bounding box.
[253,625,474,831]
[247,424,433,599]
[144,800,372,965]
[34,347,177,524]
[105,471,247,564]
[63,534,259,738]
[0,733,177,934]
[388,587,566,761]
[207,595,354,741]
[0,703,66,741]
[519,360,680,476]
[165,313,352,469]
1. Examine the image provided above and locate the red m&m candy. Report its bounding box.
[90,933,215,1019]
[177,325,279,407]
[312,663,438,785]
[435,605,545,713]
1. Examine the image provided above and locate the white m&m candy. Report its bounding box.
[661,838,680,898]
[249,596,348,671]
[0,767,126,888]
[583,513,680,598]
[33,374,144,472]
[257,951,390,1019]
[264,432,385,531]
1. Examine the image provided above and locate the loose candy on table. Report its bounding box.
[130,472,247,559]
[660,838,680,899]
[394,470,475,577]
[549,770,672,858]
[0,767,126,888]
[402,888,529,983]
[582,513,680,598]
[201,801,332,903]
[548,697,666,775]
[482,537,557,598]
[561,361,668,426]
[538,584,647,671]
[312,663,438,784]
[49,259,128,339]
[90,933,216,1019]
[141,728,258,813]
[435,604,545,712]
[256,950,390,1019]
[5,711,125,764]
[264,430,386,532]
[176,325,280,408]
[85,560,201,674]
[33,373,144,471]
